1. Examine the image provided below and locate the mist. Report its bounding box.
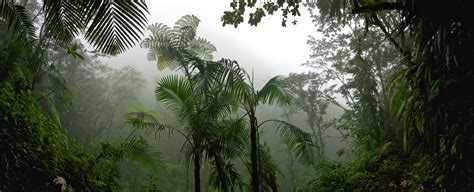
[2,0,473,191]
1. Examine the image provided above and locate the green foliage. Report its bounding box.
[284,72,336,159]
[221,0,303,27]
[43,1,146,53]
[257,143,282,191]
[0,1,162,191]
[309,143,407,191]
[0,82,150,191]
[64,143,123,191]
[146,15,315,191]
[141,15,216,71]
[155,75,194,119]
[0,83,65,191]
[265,120,317,167]
[257,75,294,106]
[51,47,144,143]
[208,160,245,191]
[1,0,149,55]
[222,0,474,190]
[0,1,36,42]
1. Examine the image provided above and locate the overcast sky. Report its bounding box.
[104,0,318,86]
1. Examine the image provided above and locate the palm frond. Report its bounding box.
[208,118,249,159]
[127,103,145,112]
[148,23,173,37]
[0,1,36,41]
[83,1,148,55]
[257,75,295,106]
[123,112,158,123]
[257,144,280,191]
[141,25,181,70]
[155,75,194,119]
[121,136,163,171]
[209,160,244,191]
[2,1,148,55]
[124,118,170,135]
[218,59,251,103]
[261,119,317,166]
[141,23,173,49]
[43,0,83,43]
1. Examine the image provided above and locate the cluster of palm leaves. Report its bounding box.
[1,0,148,55]
[140,15,316,192]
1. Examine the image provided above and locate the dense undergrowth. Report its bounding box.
[0,83,122,191]
[1,0,473,191]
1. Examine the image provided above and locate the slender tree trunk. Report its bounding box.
[194,153,201,192]
[307,115,319,155]
[213,154,228,192]
[316,113,325,158]
[250,113,259,192]
[317,122,325,157]
[287,148,297,190]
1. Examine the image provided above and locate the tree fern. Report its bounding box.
[142,15,216,71]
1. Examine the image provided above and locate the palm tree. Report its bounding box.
[143,15,316,191]
[206,118,249,191]
[155,64,240,192]
[234,72,317,192]
[141,15,237,192]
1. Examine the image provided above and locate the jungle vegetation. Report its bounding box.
[1,0,472,191]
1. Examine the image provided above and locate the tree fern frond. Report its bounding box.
[147,23,172,36]
[186,37,217,61]
[172,15,200,49]
[156,51,180,70]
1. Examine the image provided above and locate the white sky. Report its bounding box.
[104,0,318,86]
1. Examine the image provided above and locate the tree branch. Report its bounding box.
[352,2,404,14]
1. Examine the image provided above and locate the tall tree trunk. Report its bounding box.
[250,114,259,192]
[194,153,201,192]
[317,125,325,157]
[213,154,228,192]
[307,113,319,156]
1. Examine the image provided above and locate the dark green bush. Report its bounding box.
[309,144,408,192]
[1,83,124,191]
[1,83,65,191]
